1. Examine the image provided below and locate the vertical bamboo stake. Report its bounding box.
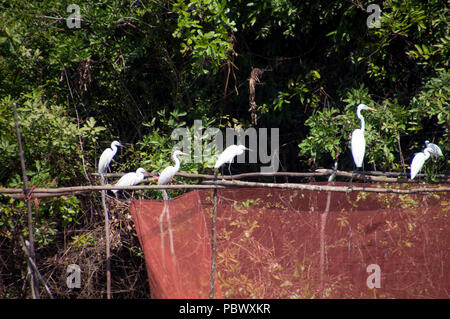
[319,162,337,298]
[210,169,218,298]
[100,175,111,299]
[13,102,40,299]
[397,136,406,174]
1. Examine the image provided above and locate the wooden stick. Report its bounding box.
[21,237,54,299]
[100,176,111,299]
[0,184,228,194]
[210,169,218,299]
[320,164,336,297]
[91,171,331,179]
[202,180,450,194]
[13,102,40,299]
[92,170,449,179]
[315,169,450,183]
[1,181,449,200]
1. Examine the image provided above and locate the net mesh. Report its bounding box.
[129,182,449,299]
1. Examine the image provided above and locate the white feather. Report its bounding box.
[350,104,374,168]
[112,167,146,194]
[98,141,124,174]
[158,150,186,185]
[214,145,248,169]
[410,148,432,179]
[351,129,365,168]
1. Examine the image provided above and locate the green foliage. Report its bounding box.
[132,109,219,173]
[172,0,237,74]
[0,194,81,248]
[0,0,449,298]
[0,92,105,185]
[299,107,348,164]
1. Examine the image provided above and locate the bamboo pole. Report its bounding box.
[315,169,450,183]
[100,176,111,299]
[91,170,450,181]
[209,169,218,299]
[319,163,337,298]
[1,182,449,200]
[202,180,450,194]
[13,102,40,299]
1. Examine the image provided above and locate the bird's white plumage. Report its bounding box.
[424,140,443,159]
[158,150,187,185]
[214,145,248,169]
[350,104,374,168]
[112,167,146,194]
[410,147,432,179]
[351,129,365,168]
[98,141,124,174]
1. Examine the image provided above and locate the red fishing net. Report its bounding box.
[129,182,449,299]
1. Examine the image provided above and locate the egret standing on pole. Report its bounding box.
[157,150,188,186]
[214,144,250,178]
[157,150,188,255]
[112,167,147,198]
[410,147,433,179]
[350,104,375,183]
[98,141,125,175]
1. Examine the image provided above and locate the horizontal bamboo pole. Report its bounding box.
[1,180,449,200]
[91,170,449,183]
[0,184,227,194]
[90,171,331,179]
[202,180,450,194]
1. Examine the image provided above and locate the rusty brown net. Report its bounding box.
[129,182,449,299]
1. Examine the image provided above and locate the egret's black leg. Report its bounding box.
[221,166,224,178]
[106,166,112,183]
[348,164,356,193]
[362,162,366,186]
[228,162,232,180]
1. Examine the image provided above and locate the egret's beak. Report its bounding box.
[366,107,376,111]
[179,152,188,156]
[247,148,253,152]
[118,142,126,148]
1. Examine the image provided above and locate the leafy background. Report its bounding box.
[0,0,448,298]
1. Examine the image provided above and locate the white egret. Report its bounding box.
[410,147,433,179]
[424,140,443,159]
[158,150,187,256]
[351,104,375,169]
[214,144,250,177]
[98,141,125,174]
[112,167,147,197]
[157,150,188,185]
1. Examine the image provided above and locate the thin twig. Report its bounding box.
[21,237,54,299]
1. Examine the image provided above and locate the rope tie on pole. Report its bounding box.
[23,186,36,201]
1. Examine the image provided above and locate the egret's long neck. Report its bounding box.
[173,154,181,171]
[357,109,365,132]
[111,144,118,155]
[423,149,431,161]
